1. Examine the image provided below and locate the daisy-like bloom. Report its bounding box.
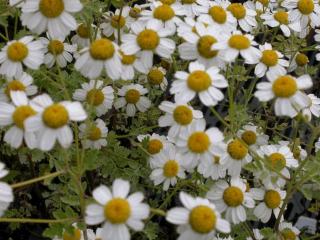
[197,152,227,180]
[279,140,307,160]
[0,91,37,149]
[87,228,102,240]
[256,144,298,188]
[85,179,150,240]
[79,119,108,150]
[254,72,313,118]
[75,38,121,79]
[41,36,77,68]
[246,229,264,240]
[254,43,289,78]
[120,20,175,70]
[178,0,206,17]
[282,0,320,33]
[178,22,226,68]
[53,225,84,240]
[261,10,301,37]
[114,84,151,117]
[158,100,203,139]
[20,0,83,39]
[0,72,37,102]
[119,51,149,81]
[140,66,168,90]
[137,133,168,156]
[226,2,257,32]
[221,138,252,177]
[73,80,114,117]
[215,30,261,64]
[25,94,87,151]
[0,36,44,77]
[71,24,94,48]
[237,124,269,151]
[0,162,14,217]
[206,178,255,224]
[170,61,227,106]
[176,119,225,170]
[302,94,320,120]
[100,6,133,39]
[166,192,230,240]
[140,1,185,34]
[279,221,300,240]
[149,144,186,190]
[288,52,309,72]
[251,186,286,223]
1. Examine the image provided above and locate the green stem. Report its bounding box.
[0,217,77,224]
[150,208,166,217]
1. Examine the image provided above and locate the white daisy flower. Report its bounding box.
[302,94,320,120]
[251,186,286,223]
[137,133,168,156]
[246,229,264,240]
[221,138,252,177]
[73,80,114,117]
[0,162,14,217]
[279,221,300,239]
[178,0,206,17]
[166,192,230,240]
[79,119,108,150]
[170,61,228,106]
[176,119,225,170]
[71,24,96,48]
[41,36,77,68]
[0,72,37,102]
[261,10,301,37]
[226,1,257,32]
[119,51,149,80]
[206,178,255,224]
[178,22,226,68]
[114,84,151,117]
[150,144,186,190]
[0,91,37,149]
[87,228,103,240]
[25,93,87,151]
[20,0,83,39]
[237,124,269,151]
[0,36,44,77]
[158,100,203,139]
[288,52,309,72]
[53,225,84,240]
[120,20,175,70]
[139,66,168,90]
[197,151,227,180]
[85,179,150,240]
[279,140,307,160]
[254,72,313,118]
[214,30,261,64]
[254,43,289,78]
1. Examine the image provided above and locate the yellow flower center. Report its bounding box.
[274,11,289,25]
[153,4,175,21]
[111,15,126,28]
[272,75,297,98]
[189,205,216,234]
[5,80,26,97]
[163,160,179,177]
[86,89,105,106]
[137,29,160,50]
[173,105,193,125]
[295,53,309,66]
[227,140,248,160]
[223,186,244,207]
[42,104,69,129]
[261,50,278,67]
[182,0,196,3]
[7,42,29,62]
[147,139,163,154]
[88,126,102,141]
[267,152,286,170]
[39,0,64,18]
[187,131,210,153]
[197,35,219,59]
[187,70,212,92]
[241,130,257,145]
[125,89,140,104]
[48,40,64,55]
[90,39,115,60]
[120,52,136,65]
[77,24,90,38]
[63,229,82,240]
[257,0,269,6]
[209,6,227,24]
[104,198,131,224]
[264,190,281,209]
[129,7,141,18]
[227,3,246,19]
[228,35,250,50]
[298,0,314,14]
[213,156,220,164]
[13,105,37,129]
[281,229,296,240]
[148,68,164,85]
[160,0,176,4]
